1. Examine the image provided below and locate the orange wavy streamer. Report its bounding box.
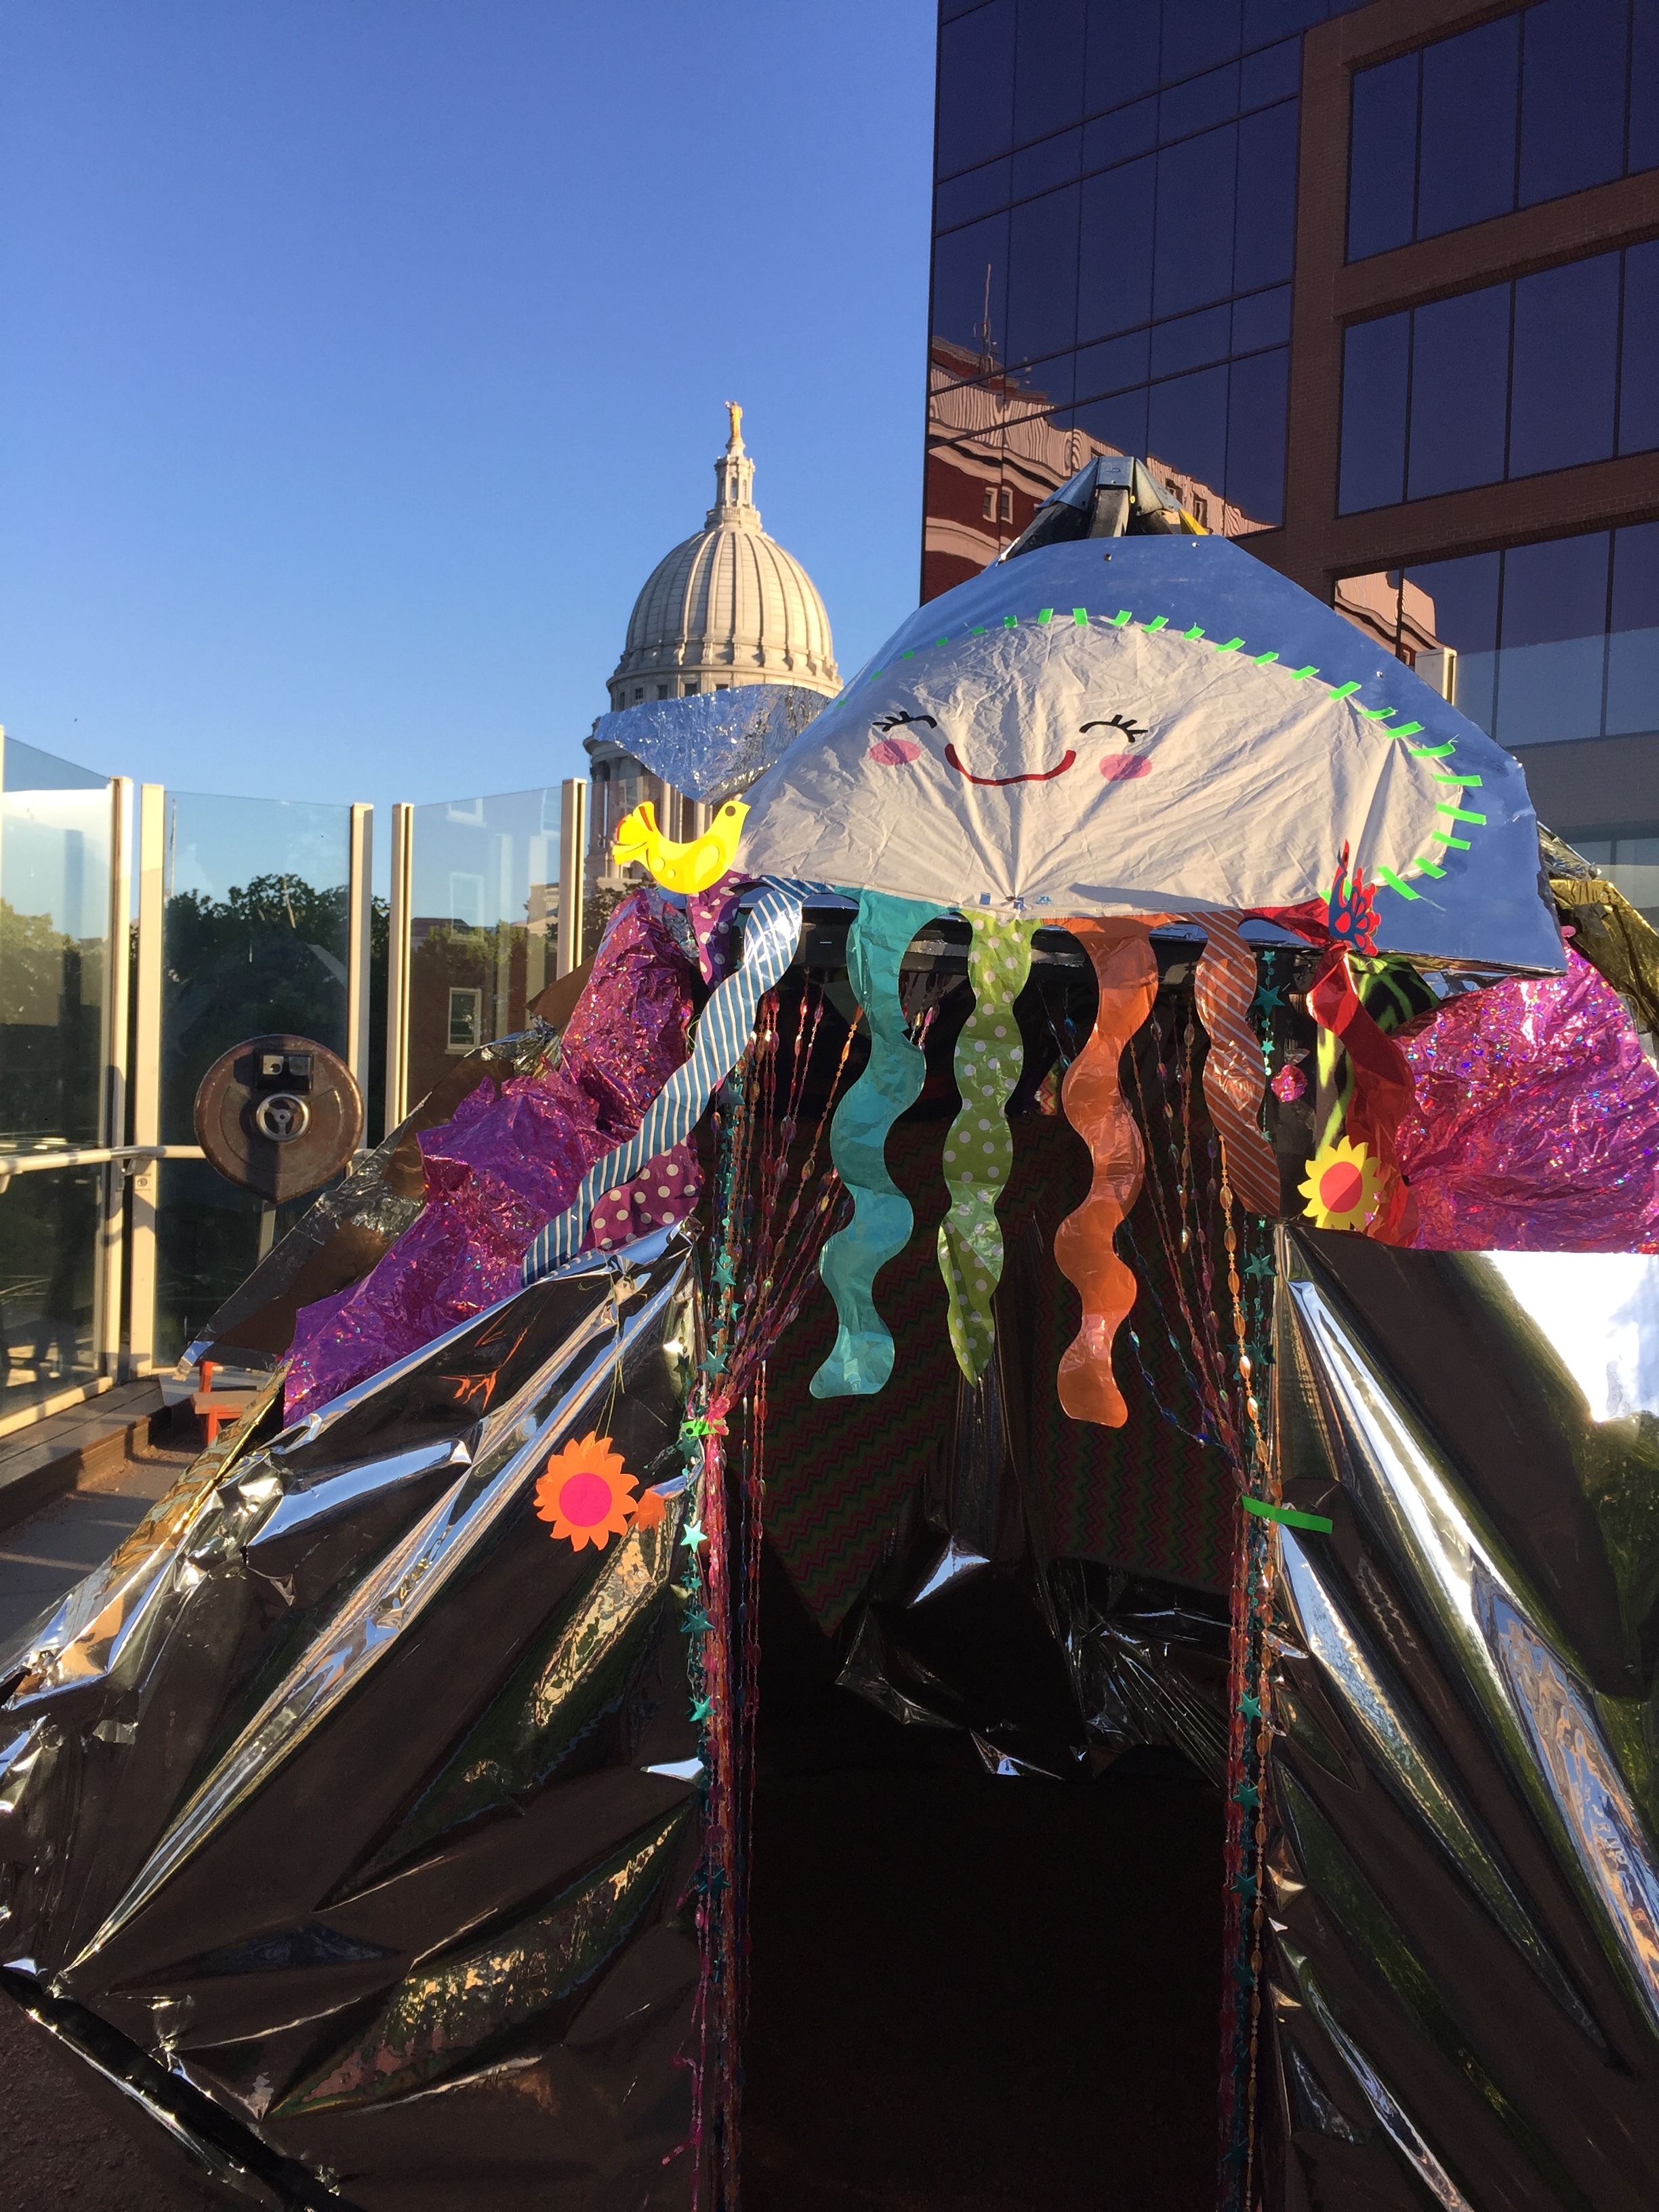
[1054,920,1160,1427]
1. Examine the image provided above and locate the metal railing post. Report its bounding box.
[126,784,165,1377]
[98,778,133,1376]
[556,776,587,979]
[384,802,413,1132]
[346,802,373,1131]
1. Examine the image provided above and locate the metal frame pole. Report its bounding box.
[346,802,373,1130]
[556,776,587,979]
[126,784,165,1377]
[384,802,413,1132]
[97,778,133,1376]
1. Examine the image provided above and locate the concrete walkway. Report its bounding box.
[0,1427,196,1649]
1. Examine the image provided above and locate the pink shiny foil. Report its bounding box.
[284,892,699,1418]
[1398,949,1659,1252]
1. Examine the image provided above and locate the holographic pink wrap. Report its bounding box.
[1397,949,1659,1252]
[283,892,699,1418]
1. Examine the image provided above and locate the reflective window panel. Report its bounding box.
[1339,246,1649,514]
[1347,0,1651,262]
[1389,524,1659,757]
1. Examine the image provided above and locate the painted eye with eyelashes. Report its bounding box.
[1082,710,1153,781]
[869,710,936,764]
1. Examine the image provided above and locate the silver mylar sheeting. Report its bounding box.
[1266,1226,1659,2211]
[590,684,830,805]
[0,1225,705,2211]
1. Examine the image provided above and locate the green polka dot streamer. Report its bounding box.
[937,914,1038,1380]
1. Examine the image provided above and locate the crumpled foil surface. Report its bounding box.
[1397,947,1659,1250]
[0,1228,703,2211]
[592,684,829,804]
[1265,1225,1659,2210]
[285,891,699,1421]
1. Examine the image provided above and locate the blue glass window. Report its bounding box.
[1231,284,1291,352]
[1496,534,1611,748]
[1012,129,1081,197]
[1417,15,1519,239]
[1408,287,1511,499]
[1015,0,1087,144]
[1007,186,1081,364]
[1519,0,1629,207]
[1160,0,1244,76]
[1338,314,1408,513]
[1509,254,1619,476]
[936,159,1012,232]
[1082,98,1158,170]
[1607,521,1659,734]
[1074,386,1149,457]
[1153,126,1238,317]
[938,1,1017,176]
[930,211,1010,362]
[1620,241,1659,454]
[1338,245,1658,512]
[1073,329,1151,397]
[1348,1,1651,262]
[1083,0,1160,110]
[1233,100,1298,291]
[1161,63,1242,141]
[1227,346,1289,525]
[1240,38,1302,107]
[1149,364,1230,493]
[1078,156,1155,339]
[1151,304,1232,377]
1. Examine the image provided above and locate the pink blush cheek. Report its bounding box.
[867,738,922,766]
[1100,754,1151,781]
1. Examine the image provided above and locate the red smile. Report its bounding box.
[943,743,1078,786]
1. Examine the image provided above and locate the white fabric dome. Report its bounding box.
[607,407,838,708]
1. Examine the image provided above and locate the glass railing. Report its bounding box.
[404,785,562,1110]
[153,792,354,1365]
[0,739,113,1416]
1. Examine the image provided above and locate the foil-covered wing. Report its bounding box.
[0,1227,703,2211]
[1266,1226,1659,2210]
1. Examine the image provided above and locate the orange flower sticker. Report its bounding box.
[534,1432,638,1551]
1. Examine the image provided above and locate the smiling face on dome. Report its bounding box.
[739,614,1458,921]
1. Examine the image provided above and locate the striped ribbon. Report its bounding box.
[937,913,1039,1381]
[523,879,813,1283]
[1192,912,1281,1221]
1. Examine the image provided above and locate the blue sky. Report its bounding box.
[0,1,936,886]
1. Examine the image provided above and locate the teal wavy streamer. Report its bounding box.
[811,891,940,1397]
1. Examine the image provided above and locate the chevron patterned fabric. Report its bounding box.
[764,1113,1234,1633]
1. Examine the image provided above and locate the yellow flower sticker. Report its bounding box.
[1298,1137,1380,1232]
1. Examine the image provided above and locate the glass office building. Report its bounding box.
[925,0,1659,895]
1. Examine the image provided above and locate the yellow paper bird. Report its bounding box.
[611,798,749,895]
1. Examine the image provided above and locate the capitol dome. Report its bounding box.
[606,406,838,709]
